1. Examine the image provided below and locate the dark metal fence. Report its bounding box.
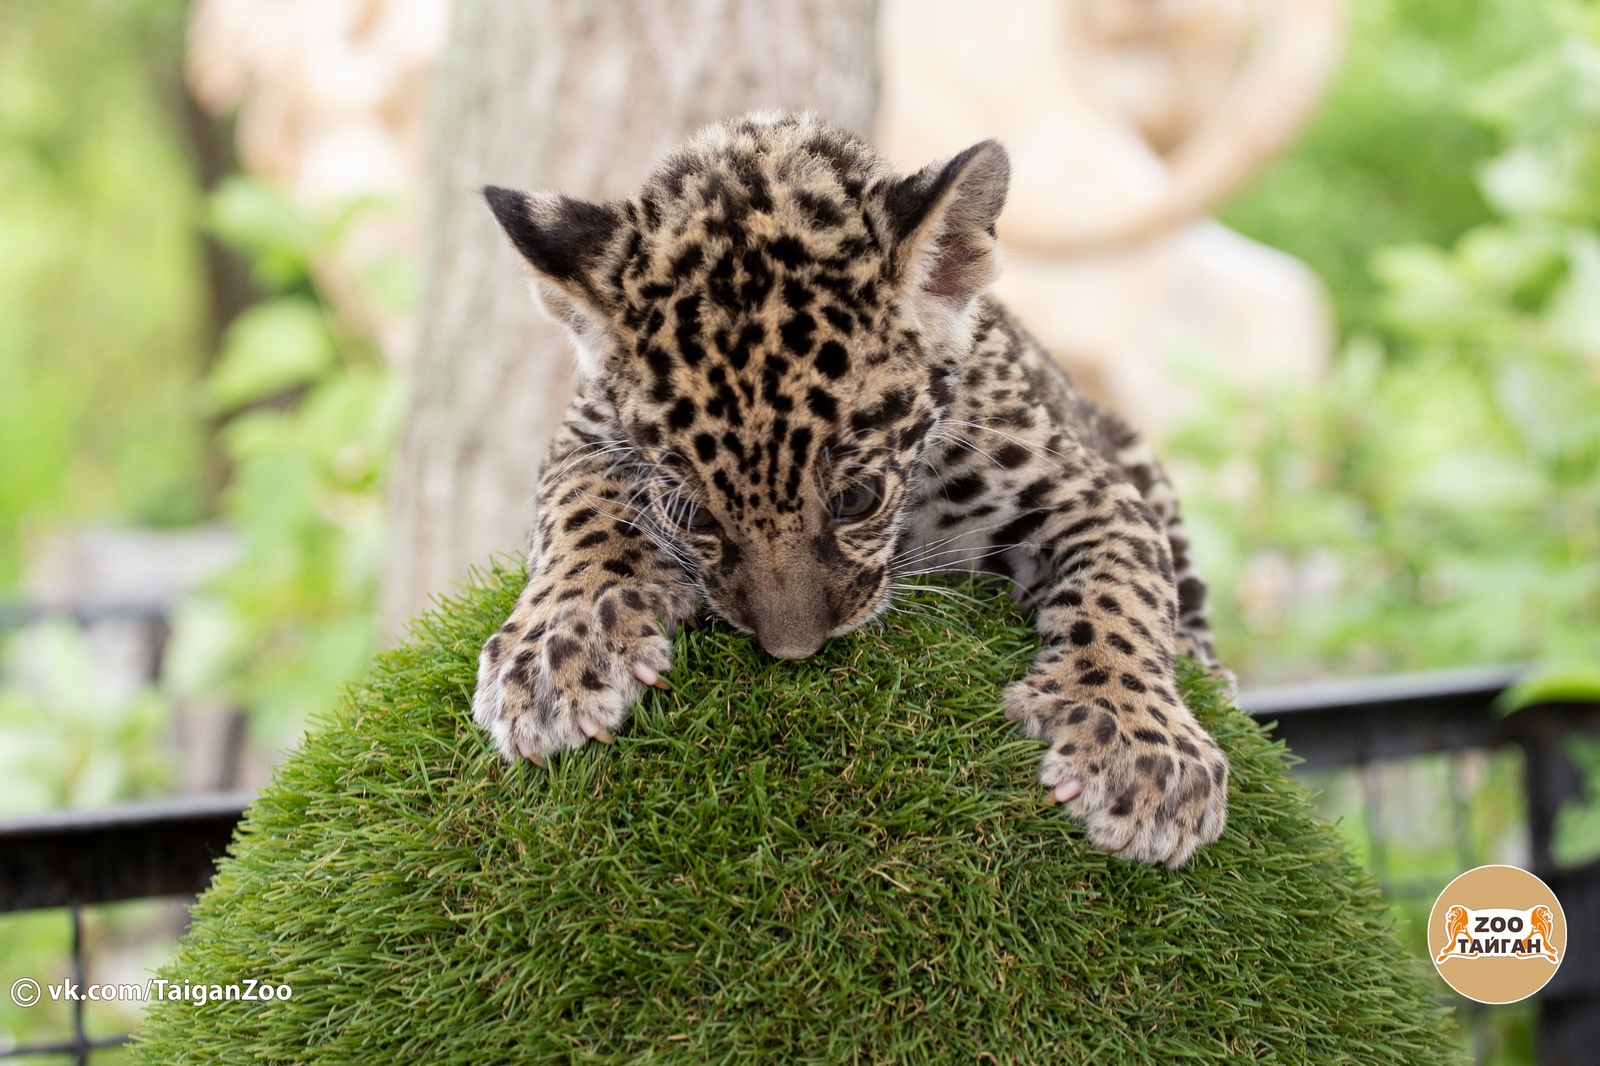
[1239,666,1600,1066]
[2,667,1597,1063]
[0,794,251,1063]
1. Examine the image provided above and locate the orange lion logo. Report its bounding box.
[1530,906,1560,963]
[1435,905,1470,963]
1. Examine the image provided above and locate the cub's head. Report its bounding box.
[487,112,1008,658]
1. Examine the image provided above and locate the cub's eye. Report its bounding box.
[666,499,717,532]
[831,476,884,522]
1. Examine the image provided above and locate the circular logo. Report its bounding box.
[10,978,40,1008]
[1430,864,1566,1004]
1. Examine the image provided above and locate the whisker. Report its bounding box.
[938,419,1081,468]
[889,581,995,609]
[895,543,1023,577]
[545,438,634,482]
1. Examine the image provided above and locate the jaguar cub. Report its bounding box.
[475,112,1230,866]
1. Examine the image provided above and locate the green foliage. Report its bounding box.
[164,176,404,749]
[0,621,171,815]
[1551,734,1600,867]
[0,0,208,586]
[206,298,338,411]
[1220,0,1569,337]
[134,572,1463,1065]
[1174,12,1600,686]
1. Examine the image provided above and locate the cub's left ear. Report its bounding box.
[874,141,1010,307]
[483,185,625,338]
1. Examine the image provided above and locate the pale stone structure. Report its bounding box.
[878,0,1344,432]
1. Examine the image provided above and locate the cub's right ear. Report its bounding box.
[483,185,625,337]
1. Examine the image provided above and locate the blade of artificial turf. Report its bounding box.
[132,564,1465,1064]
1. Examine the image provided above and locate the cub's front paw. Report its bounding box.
[1006,675,1229,867]
[472,584,676,765]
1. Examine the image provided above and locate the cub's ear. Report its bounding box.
[874,141,1009,309]
[484,186,625,359]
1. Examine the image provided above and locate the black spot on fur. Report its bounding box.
[940,473,984,504]
[821,304,854,335]
[790,425,813,468]
[781,312,815,355]
[806,386,837,421]
[1049,587,1084,609]
[994,442,1031,468]
[769,235,806,267]
[815,340,849,379]
[993,509,1047,546]
[546,636,579,670]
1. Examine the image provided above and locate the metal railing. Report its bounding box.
[0,794,251,1063]
[1239,666,1600,1066]
[2,667,1597,1063]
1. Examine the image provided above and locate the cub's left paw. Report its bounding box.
[1006,676,1229,867]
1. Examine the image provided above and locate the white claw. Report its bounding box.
[632,662,658,686]
[577,716,614,745]
[1052,780,1083,804]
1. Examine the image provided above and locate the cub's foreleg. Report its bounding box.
[919,427,1229,867]
[472,382,698,764]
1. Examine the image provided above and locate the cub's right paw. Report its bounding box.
[472,584,676,765]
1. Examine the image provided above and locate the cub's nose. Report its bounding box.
[756,628,827,660]
[749,586,830,660]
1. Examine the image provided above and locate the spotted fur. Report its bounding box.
[474,112,1230,867]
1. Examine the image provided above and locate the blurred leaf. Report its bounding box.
[1456,221,1568,308]
[206,297,336,412]
[1406,448,1545,512]
[1494,356,1600,472]
[1547,231,1600,358]
[1479,142,1588,219]
[1373,244,1491,339]
[1551,732,1600,867]
[0,622,172,814]
[207,175,319,290]
[1501,660,1600,711]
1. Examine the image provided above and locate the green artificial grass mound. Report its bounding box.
[134,567,1463,1064]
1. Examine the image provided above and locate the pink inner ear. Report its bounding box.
[923,233,985,303]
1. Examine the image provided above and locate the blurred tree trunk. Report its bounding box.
[383,0,880,636]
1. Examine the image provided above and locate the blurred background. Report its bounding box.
[2,0,1599,1062]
